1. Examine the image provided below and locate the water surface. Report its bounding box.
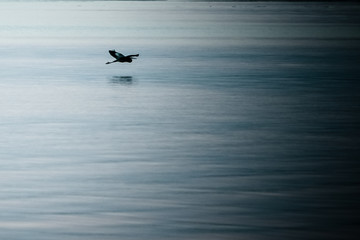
[0,1,359,240]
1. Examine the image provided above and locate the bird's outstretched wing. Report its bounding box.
[109,50,125,60]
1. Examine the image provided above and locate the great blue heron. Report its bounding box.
[106,50,139,64]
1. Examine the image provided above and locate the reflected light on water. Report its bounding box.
[109,76,135,86]
[0,1,359,240]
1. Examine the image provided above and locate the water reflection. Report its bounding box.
[109,76,135,86]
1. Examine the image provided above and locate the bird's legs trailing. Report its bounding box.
[126,54,139,59]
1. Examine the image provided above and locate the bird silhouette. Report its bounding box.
[106,50,139,64]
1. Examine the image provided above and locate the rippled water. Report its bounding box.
[0,1,359,240]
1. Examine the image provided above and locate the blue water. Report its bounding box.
[0,1,359,240]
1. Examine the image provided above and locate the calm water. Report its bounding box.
[0,1,359,240]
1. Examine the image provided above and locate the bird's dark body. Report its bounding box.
[118,57,133,63]
[106,50,139,64]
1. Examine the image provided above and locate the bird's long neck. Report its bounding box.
[106,60,118,64]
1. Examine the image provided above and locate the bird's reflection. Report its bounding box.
[109,76,135,86]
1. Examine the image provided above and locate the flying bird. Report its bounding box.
[106,50,139,64]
